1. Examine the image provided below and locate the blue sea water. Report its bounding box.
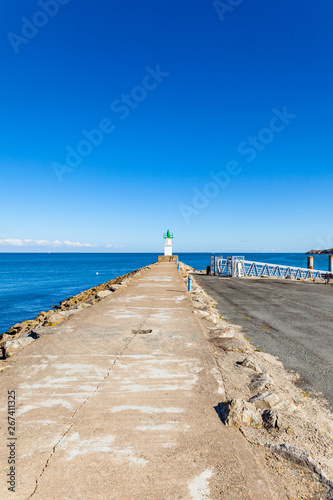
[0,252,329,335]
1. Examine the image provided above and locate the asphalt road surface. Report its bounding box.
[195,275,333,410]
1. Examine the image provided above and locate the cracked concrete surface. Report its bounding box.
[26,335,136,499]
[0,263,286,499]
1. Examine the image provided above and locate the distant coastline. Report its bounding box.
[307,248,333,255]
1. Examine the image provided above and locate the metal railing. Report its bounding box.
[210,256,325,281]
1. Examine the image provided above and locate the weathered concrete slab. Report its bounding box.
[0,263,285,499]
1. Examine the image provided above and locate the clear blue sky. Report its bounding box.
[1,0,332,252]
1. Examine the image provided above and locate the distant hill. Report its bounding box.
[307,248,333,254]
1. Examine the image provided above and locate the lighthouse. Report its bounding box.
[163,229,174,256]
[158,230,177,262]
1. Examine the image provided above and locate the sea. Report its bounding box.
[0,252,329,335]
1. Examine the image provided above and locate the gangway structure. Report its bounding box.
[210,256,326,281]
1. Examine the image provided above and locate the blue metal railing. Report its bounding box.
[210,256,325,281]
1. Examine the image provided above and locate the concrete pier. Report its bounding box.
[0,263,294,498]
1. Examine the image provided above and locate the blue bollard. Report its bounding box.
[188,277,192,292]
[178,264,180,271]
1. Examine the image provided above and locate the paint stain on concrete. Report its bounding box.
[54,363,107,377]
[110,406,184,414]
[136,423,177,431]
[59,432,147,466]
[161,442,176,448]
[121,295,148,302]
[60,432,115,461]
[17,399,73,416]
[210,368,224,395]
[19,376,78,390]
[188,469,213,500]
[119,382,197,392]
[104,305,186,320]
[112,357,201,393]
[139,277,173,282]
[138,283,170,288]
[104,308,145,319]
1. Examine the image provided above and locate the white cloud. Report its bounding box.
[0,238,101,248]
[0,238,124,249]
[0,238,24,246]
[62,240,94,247]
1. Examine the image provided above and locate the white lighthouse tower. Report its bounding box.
[158,230,177,263]
[163,229,174,256]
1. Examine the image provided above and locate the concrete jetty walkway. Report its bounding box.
[1,263,284,499]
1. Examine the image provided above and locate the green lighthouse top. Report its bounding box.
[163,229,174,239]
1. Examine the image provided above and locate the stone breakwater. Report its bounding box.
[0,260,331,497]
[0,264,155,359]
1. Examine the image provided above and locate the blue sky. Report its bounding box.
[1,0,332,252]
